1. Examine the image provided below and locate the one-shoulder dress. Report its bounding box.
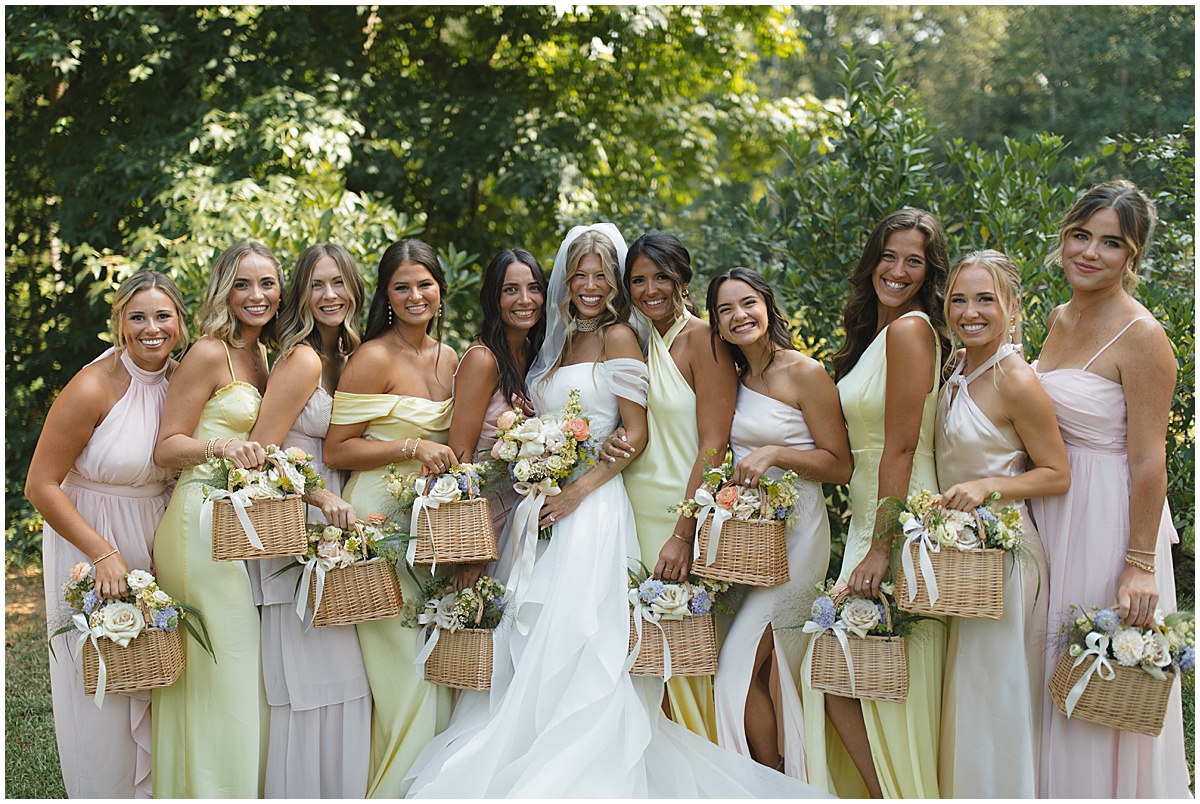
[1030,318,1192,798]
[714,381,831,780]
[43,347,173,799]
[622,313,718,741]
[802,310,945,798]
[151,343,269,798]
[330,391,454,798]
[934,344,1048,797]
[248,378,372,798]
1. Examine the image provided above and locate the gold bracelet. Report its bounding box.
[402,438,412,461]
[204,438,216,462]
[1124,554,1156,573]
[218,438,232,458]
[93,547,119,564]
[1127,548,1156,556]
[412,438,421,460]
[671,532,693,545]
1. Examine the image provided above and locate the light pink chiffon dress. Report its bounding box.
[247,378,372,798]
[934,344,1048,797]
[1030,318,1192,798]
[42,347,174,798]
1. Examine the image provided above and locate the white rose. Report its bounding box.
[321,525,343,542]
[125,569,155,592]
[953,525,981,552]
[434,595,460,632]
[317,539,353,569]
[428,475,462,502]
[513,459,533,482]
[545,454,567,474]
[839,598,881,638]
[897,511,915,527]
[542,427,566,453]
[730,487,761,520]
[95,601,146,647]
[1111,628,1146,666]
[1143,632,1172,668]
[499,441,519,462]
[151,589,173,608]
[649,584,692,620]
[513,418,547,458]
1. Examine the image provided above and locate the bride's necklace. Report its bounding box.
[575,316,601,333]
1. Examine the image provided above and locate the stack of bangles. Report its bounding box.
[400,437,422,461]
[1125,548,1156,573]
[204,437,232,462]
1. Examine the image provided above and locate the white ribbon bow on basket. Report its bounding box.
[900,516,940,605]
[691,488,733,567]
[406,476,463,575]
[200,487,264,551]
[72,613,113,710]
[801,618,858,699]
[625,591,675,680]
[1063,631,1116,718]
[503,478,560,635]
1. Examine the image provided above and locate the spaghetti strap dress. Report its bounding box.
[1030,317,1192,798]
[801,309,945,798]
[622,312,718,742]
[42,347,173,799]
[935,344,1048,797]
[248,371,372,798]
[151,342,269,797]
[330,390,454,798]
[713,382,831,780]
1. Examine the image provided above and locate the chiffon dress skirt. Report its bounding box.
[622,313,718,742]
[330,391,455,798]
[1030,318,1192,798]
[42,348,172,799]
[152,356,269,797]
[934,345,1048,798]
[713,382,831,781]
[802,310,946,799]
[403,359,831,798]
[246,382,371,798]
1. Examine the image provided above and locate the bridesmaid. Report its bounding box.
[447,247,547,591]
[324,238,459,797]
[802,209,950,798]
[152,242,281,796]
[933,250,1068,797]
[246,243,371,797]
[707,267,852,777]
[26,271,187,798]
[606,230,737,742]
[1030,180,1192,797]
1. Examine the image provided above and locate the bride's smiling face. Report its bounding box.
[568,253,612,319]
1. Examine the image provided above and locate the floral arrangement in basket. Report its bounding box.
[413,576,507,690]
[200,445,324,560]
[671,456,803,526]
[385,462,495,570]
[884,488,1025,618]
[1048,604,1195,736]
[54,563,213,706]
[625,562,730,678]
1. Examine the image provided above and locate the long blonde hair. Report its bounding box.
[111,270,190,354]
[545,230,630,383]
[198,242,282,348]
[276,244,365,379]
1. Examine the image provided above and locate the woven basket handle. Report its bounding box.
[464,587,484,627]
[227,449,289,492]
[830,587,895,637]
[758,484,770,520]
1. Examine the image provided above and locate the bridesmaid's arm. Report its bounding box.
[155,336,266,471]
[447,345,499,462]
[847,317,935,598]
[24,363,132,598]
[1115,319,1175,626]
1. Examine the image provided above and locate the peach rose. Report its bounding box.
[715,485,739,510]
[562,418,590,441]
[490,440,504,459]
[365,512,388,525]
[496,410,519,431]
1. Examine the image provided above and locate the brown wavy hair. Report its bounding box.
[1045,179,1157,291]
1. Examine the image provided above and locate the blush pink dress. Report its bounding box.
[41,347,174,799]
[1030,318,1191,798]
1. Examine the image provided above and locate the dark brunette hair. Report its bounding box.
[705,267,794,377]
[478,248,547,406]
[624,230,697,318]
[363,239,446,343]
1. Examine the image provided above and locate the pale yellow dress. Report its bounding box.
[801,310,945,798]
[331,391,454,798]
[621,313,718,742]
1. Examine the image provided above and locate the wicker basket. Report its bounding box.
[1047,650,1174,737]
[310,557,403,628]
[691,489,788,587]
[82,627,186,695]
[895,544,1005,619]
[411,473,498,565]
[424,628,493,690]
[808,631,909,702]
[627,611,718,677]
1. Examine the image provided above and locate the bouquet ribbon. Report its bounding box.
[414,622,443,679]
[692,488,733,566]
[626,596,674,681]
[801,619,858,698]
[900,518,940,605]
[295,556,331,622]
[1063,632,1116,717]
[504,479,560,635]
[406,479,463,575]
[72,613,110,710]
[201,488,264,551]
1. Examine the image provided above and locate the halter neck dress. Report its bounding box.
[622,313,718,742]
[934,344,1048,797]
[1030,317,1191,798]
[331,389,454,797]
[42,347,173,799]
[714,380,831,780]
[151,341,269,797]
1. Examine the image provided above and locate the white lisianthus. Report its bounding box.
[1143,632,1172,668]
[1153,608,1166,628]
[897,511,916,527]
[933,523,956,548]
[96,602,146,647]
[840,598,881,638]
[1112,628,1147,666]
[649,584,691,620]
[499,441,520,462]
[125,569,155,592]
[513,459,534,482]
[1069,643,1084,658]
[434,595,459,632]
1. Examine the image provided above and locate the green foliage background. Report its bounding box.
[6,7,1195,597]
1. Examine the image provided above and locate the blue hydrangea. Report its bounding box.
[456,475,470,496]
[153,606,179,632]
[811,597,836,629]
[1179,645,1195,673]
[774,506,787,521]
[876,603,888,624]
[637,579,665,604]
[1093,608,1121,636]
[83,590,100,617]
[977,507,998,522]
[690,591,712,616]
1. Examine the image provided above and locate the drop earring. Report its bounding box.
[388,305,394,325]
[1008,316,1017,344]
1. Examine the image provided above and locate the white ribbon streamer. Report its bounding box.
[801,620,858,699]
[200,488,264,551]
[1063,632,1116,717]
[414,624,442,679]
[295,557,330,622]
[406,477,466,575]
[626,595,674,680]
[900,518,941,605]
[72,613,110,709]
[503,480,560,635]
[691,488,733,566]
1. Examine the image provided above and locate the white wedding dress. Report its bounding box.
[403,358,830,798]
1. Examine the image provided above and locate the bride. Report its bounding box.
[402,223,830,798]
